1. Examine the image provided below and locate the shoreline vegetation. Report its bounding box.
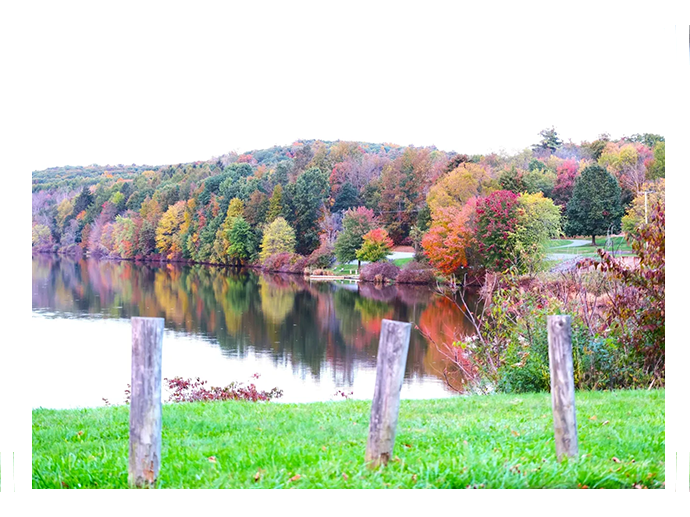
[32,389,664,489]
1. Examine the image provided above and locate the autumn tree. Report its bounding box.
[244,191,269,226]
[514,192,562,274]
[334,206,378,265]
[378,147,438,243]
[356,228,394,263]
[421,201,477,276]
[598,142,651,197]
[550,159,580,208]
[565,164,623,244]
[259,217,297,263]
[475,190,521,272]
[266,184,284,224]
[427,162,495,215]
[155,200,187,259]
[621,179,665,237]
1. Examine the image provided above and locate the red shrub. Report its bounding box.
[360,261,400,283]
[396,261,436,284]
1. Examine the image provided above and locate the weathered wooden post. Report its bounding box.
[365,319,411,468]
[547,315,578,462]
[129,317,164,488]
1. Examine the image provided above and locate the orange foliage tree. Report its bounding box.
[421,199,477,276]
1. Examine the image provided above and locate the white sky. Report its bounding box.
[2,2,682,173]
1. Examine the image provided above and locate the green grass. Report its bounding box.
[331,264,359,275]
[546,237,633,258]
[331,257,413,275]
[32,389,664,489]
[392,257,413,267]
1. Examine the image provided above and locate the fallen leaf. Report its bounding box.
[403,443,413,448]
[290,474,301,482]
[253,470,263,482]
[342,473,348,480]
[602,420,609,425]
[322,446,327,451]
[208,456,217,463]
[612,457,621,463]
[589,415,597,420]
[511,430,520,437]
[412,474,418,482]
[633,484,647,489]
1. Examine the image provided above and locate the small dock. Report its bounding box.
[308,275,359,282]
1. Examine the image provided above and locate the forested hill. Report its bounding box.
[31,131,665,271]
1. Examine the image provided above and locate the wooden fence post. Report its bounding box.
[547,315,578,462]
[365,319,411,468]
[129,317,164,488]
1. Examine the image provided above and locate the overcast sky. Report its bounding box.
[4,2,683,173]
[3,1,690,496]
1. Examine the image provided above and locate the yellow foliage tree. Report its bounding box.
[155,200,186,259]
[426,163,496,215]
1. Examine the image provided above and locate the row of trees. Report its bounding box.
[32,130,665,277]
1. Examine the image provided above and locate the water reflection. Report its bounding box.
[32,254,478,406]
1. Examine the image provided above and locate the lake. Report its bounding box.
[31,255,477,408]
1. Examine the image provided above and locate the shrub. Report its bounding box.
[262,252,293,271]
[396,261,436,284]
[286,255,309,274]
[308,243,336,269]
[164,376,283,403]
[359,261,400,283]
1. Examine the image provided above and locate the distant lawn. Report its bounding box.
[392,257,413,267]
[331,257,413,275]
[547,236,633,257]
[332,264,359,275]
[32,389,664,489]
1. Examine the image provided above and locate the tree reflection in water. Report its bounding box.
[32,255,479,394]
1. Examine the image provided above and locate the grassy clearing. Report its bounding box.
[33,389,664,489]
[392,257,413,267]
[547,237,633,254]
[331,264,359,275]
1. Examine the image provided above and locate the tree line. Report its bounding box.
[31,130,665,277]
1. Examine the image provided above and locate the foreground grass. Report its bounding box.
[33,389,664,489]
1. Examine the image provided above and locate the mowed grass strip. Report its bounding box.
[546,237,633,256]
[32,389,664,489]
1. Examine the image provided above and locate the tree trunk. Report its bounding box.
[591,234,596,246]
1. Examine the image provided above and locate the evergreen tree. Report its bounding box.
[565,165,624,244]
[293,167,329,255]
[331,182,360,213]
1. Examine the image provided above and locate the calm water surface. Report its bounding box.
[31,255,477,408]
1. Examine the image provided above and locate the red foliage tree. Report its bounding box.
[474,190,520,272]
[551,159,579,208]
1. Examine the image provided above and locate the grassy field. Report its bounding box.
[32,389,664,489]
[331,257,413,276]
[546,237,633,258]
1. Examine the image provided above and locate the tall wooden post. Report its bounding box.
[365,319,411,468]
[129,317,164,488]
[547,315,578,462]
